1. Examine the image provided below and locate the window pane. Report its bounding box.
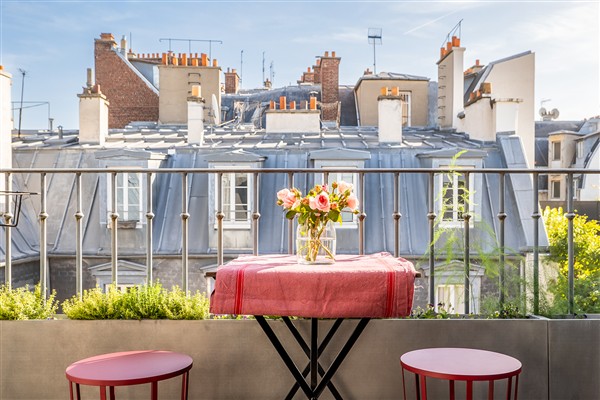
[457,178,466,221]
[552,181,561,199]
[442,175,454,220]
[553,142,561,161]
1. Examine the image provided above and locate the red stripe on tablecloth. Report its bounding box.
[380,257,396,318]
[234,267,245,315]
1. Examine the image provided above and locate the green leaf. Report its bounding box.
[285,210,296,220]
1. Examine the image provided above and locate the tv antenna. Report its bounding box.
[17,69,27,138]
[262,51,266,84]
[270,61,275,85]
[159,38,223,61]
[368,28,382,74]
[240,50,244,88]
[440,19,463,48]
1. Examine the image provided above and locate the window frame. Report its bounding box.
[106,172,144,224]
[552,141,561,161]
[550,179,561,200]
[437,166,475,228]
[211,165,253,230]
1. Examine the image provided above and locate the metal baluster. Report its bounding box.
[463,172,471,314]
[393,172,401,257]
[39,173,48,301]
[216,172,224,267]
[427,172,436,306]
[110,172,118,286]
[287,172,294,255]
[181,172,189,293]
[358,172,366,255]
[75,173,83,299]
[532,172,540,315]
[146,173,154,285]
[4,173,12,289]
[497,173,507,306]
[566,173,575,315]
[252,172,260,256]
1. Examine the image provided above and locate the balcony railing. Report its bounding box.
[1,167,598,315]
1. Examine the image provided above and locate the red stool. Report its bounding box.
[400,347,522,400]
[66,350,193,400]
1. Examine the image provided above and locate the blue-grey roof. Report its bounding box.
[6,124,546,263]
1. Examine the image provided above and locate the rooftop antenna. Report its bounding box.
[240,50,244,89]
[269,61,275,85]
[159,38,223,60]
[262,51,265,85]
[17,68,27,138]
[440,19,463,49]
[367,28,382,74]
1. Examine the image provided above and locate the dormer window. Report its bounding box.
[108,172,142,222]
[441,170,469,223]
[217,169,252,227]
[552,141,561,161]
[576,141,583,159]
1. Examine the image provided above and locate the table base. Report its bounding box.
[255,316,370,400]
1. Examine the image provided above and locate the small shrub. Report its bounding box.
[62,282,210,320]
[0,284,58,320]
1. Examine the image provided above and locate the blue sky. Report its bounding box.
[1,0,598,129]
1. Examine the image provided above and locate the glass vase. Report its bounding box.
[296,221,336,264]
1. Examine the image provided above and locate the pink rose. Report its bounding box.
[309,192,330,212]
[346,194,359,211]
[337,181,353,194]
[277,188,298,209]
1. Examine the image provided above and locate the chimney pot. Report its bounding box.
[452,36,460,47]
[213,59,218,67]
[324,51,329,57]
[380,87,388,96]
[182,53,188,66]
[279,96,286,110]
[191,85,201,98]
[332,51,336,57]
[290,101,296,110]
[446,41,452,51]
[270,100,275,110]
[172,57,179,66]
[309,96,317,110]
[391,87,399,96]
[192,58,199,66]
[475,59,480,66]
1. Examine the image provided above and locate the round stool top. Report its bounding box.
[400,347,522,381]
[66,350,193,387]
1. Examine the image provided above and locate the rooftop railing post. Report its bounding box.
[287,172,294,255]
[110,172,119,286]
[252,172,260,256]
[463,172,471,314]
[566,173,575,315]
[532,172,540,315]
[358,172,366,255]
[216,172,224,267]
[181,172,189,293]
[393,172,401,258]
[75,172,83,299]
[39,172,48,302]
[3,173,12,289]
[146,173,154,285]
[497,172,507,306]
[427,172,436,306]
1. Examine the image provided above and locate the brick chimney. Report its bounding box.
[187,85,205,145]
[94,33,159,128]
[224,68,240,94]
[319,50,340,122]
[78,81,109,145]
[437,36,465,129]
[378,87,403,143]
[0,66,13,172]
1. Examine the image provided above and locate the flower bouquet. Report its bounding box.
[277,181,359,264]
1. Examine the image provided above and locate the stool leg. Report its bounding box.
[99,386,107,400]
[449,380,455,400]
[414,374,420,400]
[514,375,519,400]
[181,371,189,400]
[75,384,81,400]
[506,377,513,400]
[68,382,74,400]
[466,381,473,400]
[401,369,407,400]
[109,386,115,400]
[488,380,494,400]
[419,375,428,400]
[151,382,158,400]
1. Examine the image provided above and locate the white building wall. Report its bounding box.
[437,47,465,129]
[456,97,495,142]
[580,147,600,201]
[79,94,109,145]
[378,97,403,143]
[484,53,536,168]
[265,110,320,134]
[0,68,12,172]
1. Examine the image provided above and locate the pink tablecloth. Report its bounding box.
[210,253,417,318]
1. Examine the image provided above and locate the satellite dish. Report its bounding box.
[551,108,560,120]
[539,107,547,117]
[211,94,220,125]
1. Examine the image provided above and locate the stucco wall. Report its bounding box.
[0,319,597,400]
[355,79,429,127]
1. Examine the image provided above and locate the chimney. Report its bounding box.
[78,81,109,145]
[319,50,340,122]
[187,85,205,145]
[224,68,240,94]
[436,37,465,128]
[0,66,13,172]
[120,35,127,56]
[378,87,403,143]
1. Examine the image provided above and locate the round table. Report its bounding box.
[66,350,193,400]
[400,347,522,400]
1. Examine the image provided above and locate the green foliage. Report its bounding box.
[542,207,600,314]
[62,282,210,320]
[0,284,58,320]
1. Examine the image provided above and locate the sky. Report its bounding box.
[0,0,598,130]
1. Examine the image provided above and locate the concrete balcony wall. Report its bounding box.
[0,319,598,399]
